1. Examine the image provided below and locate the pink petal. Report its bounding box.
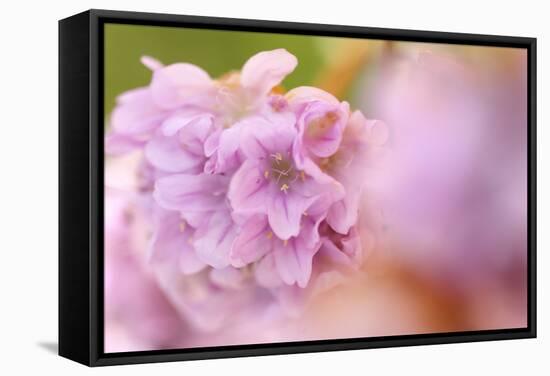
[204,129,222,157]
[111,87,167,135]
[161,111,214,137]
[255,253,284,288]
[140,55,164,71]
[209,267,247,289]
[326,190,361,234]
[227,160,269,213]
[285,86,340,106]
[240,116,297,159]
[319,237,353,265]
[230,214,273,267]
[179,117,216,156]
[207,123,244,173]
[341,228,365,266]
[299,101,349,158]
[240,49,298,97]
[274,236,321,288]
[104,132,144,155]
[144,134,204,173]
[154,173,228,214]
[366,119,389,145]
[149,209,205,274]
[193,209,236,269]
[150,63,214,109]
[267,191,316,240]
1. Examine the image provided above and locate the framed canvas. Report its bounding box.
[59,9,537,366]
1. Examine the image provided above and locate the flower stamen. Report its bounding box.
[271,153,283,164]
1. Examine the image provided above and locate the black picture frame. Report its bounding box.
[59,8,537,367]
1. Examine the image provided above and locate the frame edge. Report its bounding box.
[58,10,93,367]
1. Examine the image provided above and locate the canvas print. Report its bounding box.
[103,23,528,353]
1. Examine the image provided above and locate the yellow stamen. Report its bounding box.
[264,170,269,179]
[283,239,288,247]
[300,171,306,181]
[280,183,289,193]
[266,231,273,239]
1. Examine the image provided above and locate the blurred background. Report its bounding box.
[104,23,528,352]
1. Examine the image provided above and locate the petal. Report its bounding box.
[148,209,206,274]
[274,235,320,288]
[140,55,164,71]
[193,209,236,268]
[150,63,214,109]
[285,86,340,106]
[318,227,364,268]
[327,190,361,234]
[302,158,345,193]
[204,129,222,157]
[208,124,244,173]
[319,237,353,265]
[209,267,247,289]
[267,191,316,240]
[230,214,272,267]
[179,117,216,156]
[294,158,345,205]
[104,132,145,155]
[161,111,214,138]
[366,119,389,146]
[145,134,204,173]
[300,101,349,158]
[227,160,269,213]
[111,87,167,135]
[341,227,364,266]
[240,49,298,96]
[240,116,297,159]
[154,173,227,215]
[255,253,284,288]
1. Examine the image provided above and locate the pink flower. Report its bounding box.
[287,86,350,165]
[228,117,344,240]
[232,209,324,288]
[254,220,368,314]
[325,110,388,234]
[106,48,385,330]
[148,207,206,275]
[145,112,215,173]
[104,188,186,352]
[153,173,236,269]
[203,49,298,174]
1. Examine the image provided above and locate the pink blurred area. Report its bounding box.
[104,43,528,351]
[360,43,528,330]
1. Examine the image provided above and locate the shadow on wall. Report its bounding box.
[37,342,58,355]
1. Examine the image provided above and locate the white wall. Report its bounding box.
[0,0,546,373]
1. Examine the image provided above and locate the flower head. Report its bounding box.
[105,49,385,329]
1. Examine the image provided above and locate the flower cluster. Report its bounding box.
[106,49,386,301]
